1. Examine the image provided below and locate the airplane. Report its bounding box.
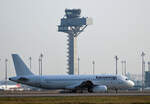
[9,54,134,93]
[0,83,21,91]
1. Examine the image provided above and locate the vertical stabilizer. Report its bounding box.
[12,54,33,76]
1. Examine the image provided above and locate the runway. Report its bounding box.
[0,91,150,97]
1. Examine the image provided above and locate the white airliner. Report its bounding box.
[0,84,21,91]
[9,54,134,92]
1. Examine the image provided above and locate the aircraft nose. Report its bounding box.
[128,80,135,87]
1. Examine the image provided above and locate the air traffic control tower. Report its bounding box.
[58,9,92,75]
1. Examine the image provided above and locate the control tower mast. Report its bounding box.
[58,9,92,74]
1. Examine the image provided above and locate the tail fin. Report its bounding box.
[12,54,34,76]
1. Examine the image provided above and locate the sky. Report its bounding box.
[0,0,150,80]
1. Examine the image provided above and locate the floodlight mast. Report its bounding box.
[58,9,92,75]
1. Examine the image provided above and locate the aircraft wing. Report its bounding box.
[65,80,94,90]
[65,80,107,92]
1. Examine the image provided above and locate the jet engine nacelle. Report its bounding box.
[92,85,107,93]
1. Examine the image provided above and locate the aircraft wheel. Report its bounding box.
[72,89,77,93]
[115,89,118,93]
[88,88,93,93]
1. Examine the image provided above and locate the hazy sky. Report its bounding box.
[0,0,150,80]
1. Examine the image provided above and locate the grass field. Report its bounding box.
[0,96,150,104]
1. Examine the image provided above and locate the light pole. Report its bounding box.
[124,61,126,76]
[121,61,124,75]
[5,59,8,89]
[141,52,145,92]
[39,58,41,76]
[40,53,43,76]
[0,58,1,81]
[77,57,80,75]
[115,56,119,75]
[0,58,1,72]
[92,61,95,75]
[148,62,150,71]
[29,57,32,70]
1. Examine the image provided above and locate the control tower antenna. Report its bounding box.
[58,9,92,74]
